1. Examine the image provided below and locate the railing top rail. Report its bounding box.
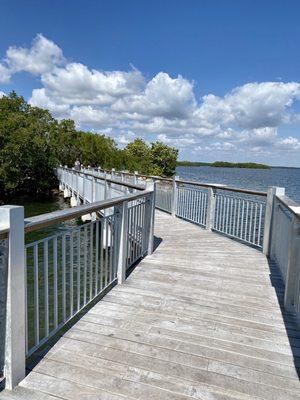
[89,166,267,197]
[276,194,300,219]
[0,189,152,239]
[174,179,267,197]
[61,166,145,191]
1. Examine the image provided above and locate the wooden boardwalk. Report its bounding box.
[1,211,300,399]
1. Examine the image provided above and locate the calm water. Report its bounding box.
[176,166,300,203]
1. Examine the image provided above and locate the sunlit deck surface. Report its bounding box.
[1,210,300,399]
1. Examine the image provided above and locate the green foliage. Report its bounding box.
[123,139,178,176]
[177,160,270,169]
[211,161,270,169]
[0,92,178,200]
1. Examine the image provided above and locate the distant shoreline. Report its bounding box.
[177,161,270,169]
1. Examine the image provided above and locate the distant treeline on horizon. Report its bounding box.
[177,161,270,169]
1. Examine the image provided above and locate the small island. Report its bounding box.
[177,161,270,169]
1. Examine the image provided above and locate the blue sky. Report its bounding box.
[1,0,300,166]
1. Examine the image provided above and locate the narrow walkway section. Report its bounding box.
[2,211,300,399]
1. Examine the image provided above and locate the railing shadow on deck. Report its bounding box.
[267,258,300,379]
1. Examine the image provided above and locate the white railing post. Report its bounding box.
[171,176,179,217]
[111,168,115,179]
[146,180,156,255]
[83,172,86,203]
[206,187,216,230]
[116,201,129,284]
[263,186,285,256]
[284,215,300,312]
[134,171,138,185]
[0,206,26,389]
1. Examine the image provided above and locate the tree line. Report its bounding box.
[0,92,178,200]
[177,160,270,169]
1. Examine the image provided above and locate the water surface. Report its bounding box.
[176,166,300,203]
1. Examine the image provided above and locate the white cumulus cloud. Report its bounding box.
[1,34,300,164]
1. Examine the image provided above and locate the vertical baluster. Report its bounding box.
[253,203,258,245]
[105,218,109,286]
[109,217,113,281]
[134,205,138,261]
[34,244,39,346]
[236,199,241,238]
[77,229,81,311]
[62,234,66,323]
[100,218,104,291]
[139,203,142,256]
[258,203,263,246]
[184,187,188,219]
[201,191,205,225]
[113,213,119,277]
[214,195,218,230]
[178,187,182,217]
[69,231,74,317]
[195,190,199,224]
[25,247,28,354]
[43,240,49,338]
[229,197,235,236]
[244,202,249,241]
[95,220,99,295]
[193,190,197,223]
[232,198,237,237]
[240,201,245,240]
[248,202,253,243]
[83,225,87,305]
[218,195,222,231]
[222,196,226,232]
[89,223,94,301]
[53,237,58,329]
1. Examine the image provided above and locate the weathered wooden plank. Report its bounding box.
[2,210,300,400]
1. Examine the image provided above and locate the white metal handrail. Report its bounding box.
[0,171,155,389]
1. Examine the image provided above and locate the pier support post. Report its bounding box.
[116,201,129,284]
[263,186,285,256]
[206,187,216,230]
[0,206,26,390]
[171,176,179,217]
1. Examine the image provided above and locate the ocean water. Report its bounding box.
[176,166,300,203]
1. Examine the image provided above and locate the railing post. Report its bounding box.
[284,215,300,312]
[111,168,115,179]
[0,206,26,389]
[171,176,179,217]
[116,201,129,284]
[134,171,138,185]
[206,187,216,230]
[263,186,285,256]
[83,172,86,203]
[146,180,156,255]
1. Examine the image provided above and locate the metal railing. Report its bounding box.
[0,170,155,389]
[1,165,299,389]
[85,167,268,248]
[268,191,300,314]
[84,166,300,317]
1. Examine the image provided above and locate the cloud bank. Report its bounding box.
[1,34,300,163]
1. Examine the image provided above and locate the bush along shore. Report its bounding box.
[177,160,270,169]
